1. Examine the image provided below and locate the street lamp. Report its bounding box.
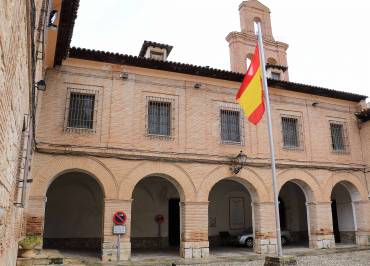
[230,150,247,174]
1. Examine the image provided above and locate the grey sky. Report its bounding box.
[71,0,370,98]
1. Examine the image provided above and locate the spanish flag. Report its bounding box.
[236,44,265,125]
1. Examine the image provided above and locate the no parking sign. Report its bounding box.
[113,211,127,225]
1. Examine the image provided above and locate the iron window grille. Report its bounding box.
[64,88,98,133]
[220,108,244,145]
[146,96,175,139]
[281,116,303,150]
[329,122,349,153]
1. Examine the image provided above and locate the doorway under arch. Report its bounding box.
[43,171,104,255]
[331,182,358,244]
[278,181,309,247]
[130,176,181,256]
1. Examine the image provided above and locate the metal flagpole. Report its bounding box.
[256,22,283,257]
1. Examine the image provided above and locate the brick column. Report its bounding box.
[354,200,370,246]
[253,202,277,254]
[307,202,335,249]
[180,202,209,259]
[25,196,46,237]
[102,199,132,262]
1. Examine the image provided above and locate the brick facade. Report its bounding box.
[26,59,370,261]
[1,0,369,264]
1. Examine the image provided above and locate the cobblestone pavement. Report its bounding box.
[16,248,370,265]
[240,250,370,266]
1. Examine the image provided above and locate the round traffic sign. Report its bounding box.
[113,211,127,225]
[155,214,164,224]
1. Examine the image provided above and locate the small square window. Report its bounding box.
[330,122,348,153]
[148,101,171,136]
[150,51,164,61]
[220,109,242,144]
[271,72,281,80]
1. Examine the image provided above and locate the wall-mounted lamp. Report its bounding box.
[35,80,46,91]
[312,102,319,107]
[230,150,247,174]
[194,83,202,89]
[119,72,129,79]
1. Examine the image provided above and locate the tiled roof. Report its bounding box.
[68,47,367,102]
[54,0,80,66]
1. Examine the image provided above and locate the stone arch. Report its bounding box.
[323,171,368,202]
[197,165,269,202]
[277,169,321,202]
[119,161,196,202]
[30,156,119,199]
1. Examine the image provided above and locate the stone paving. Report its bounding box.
[238,250,370,266]
[16,247,370,265]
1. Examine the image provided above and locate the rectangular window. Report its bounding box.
[67,93,95,129]
[271,72,281,80]
[65,88,98,133]
[221,109,241,143]
[148,101,171,136]
[150,51,164,60]
[330,122,346,152]
[281,116,299,148]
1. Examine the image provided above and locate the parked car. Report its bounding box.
[237,228,292,248]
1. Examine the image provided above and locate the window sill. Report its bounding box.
[65,127,96,134]
[221,140,243,146]
[331,150,350,155]
[282,145,304,151]
[146,133,174,140]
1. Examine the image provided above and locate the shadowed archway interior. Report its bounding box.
[208,179,253,249]
[331,182,356,244]
[43,172,104,253]
[131,176,181,253]
[279,181,309,246]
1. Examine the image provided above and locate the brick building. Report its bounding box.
[1,0,370,264]
[0,0,52,264]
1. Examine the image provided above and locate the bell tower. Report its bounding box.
[226,0,289,81]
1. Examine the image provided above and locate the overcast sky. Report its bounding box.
[71,0,370,99]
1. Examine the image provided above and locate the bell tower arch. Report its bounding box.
[226,0,289,81]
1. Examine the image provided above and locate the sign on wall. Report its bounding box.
[229,197,245,230]
[113,211,127,225]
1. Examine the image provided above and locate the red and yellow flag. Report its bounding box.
[236,44,265,125]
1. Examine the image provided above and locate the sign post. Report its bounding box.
[155,214,164,248]
[112,211,127,262]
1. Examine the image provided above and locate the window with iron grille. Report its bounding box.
[220,109,242,144]
[330,122,348,153]
[65,88,98,132]
[281,116,300,148]
[147,100,172,136]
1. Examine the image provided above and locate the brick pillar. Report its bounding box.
[307,202,335,249]
[253,202,277,254]
[102,199,131,262]
[25,196,46,236]
[180,202,209,259]
[354,200,370,246]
